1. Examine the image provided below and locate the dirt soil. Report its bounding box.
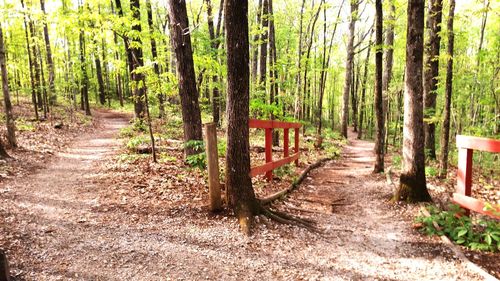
[0,112,496,280]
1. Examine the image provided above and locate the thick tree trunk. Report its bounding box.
[374,0,385,173]
[423,0,443,160]
[0,26,17,148]
[225,0,260,235]
[382,0,395,93]
[394,0,431,202]
[439,0,455,178]
[168,0,203,157]
[40,0,56,104]
[341,0,358,138]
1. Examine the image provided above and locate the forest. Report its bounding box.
[0,0,499,280]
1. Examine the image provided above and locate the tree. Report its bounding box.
[78,2,91,116]
[225,0,259,235]
[439,0,455,178]
[20,0,39,120]
[373,0,384,173]
[423,0,443,159]
[0,25,17,148]
[146,0,165,118]
[394,0,431,202]
[40,0,56,104]
[129,0,146,119]
[168,0,203,156]
[341,0,358,138]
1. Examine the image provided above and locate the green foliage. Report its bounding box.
[415,204,500,252]
[425,166,438,178]
[274,164,295,179]
[184,140,206,170]
[16,118,35,132]
[217,140,227,157]
[126,135,150,151]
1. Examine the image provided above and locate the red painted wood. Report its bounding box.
[284,128,289,158]
[456,135,500,153]
[265,128,273,181]
[249,119,301,129]
[457,148,473,197]
[294,128,299,166]
[452,193,500,219]
[250,153,300,177]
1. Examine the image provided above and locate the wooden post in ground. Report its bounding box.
[204,123,221,212]
[265,128,273,181]
[294,128,300,166]
[0,250,9,281]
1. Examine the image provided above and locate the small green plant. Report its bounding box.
[425,166,438,177]
[126,135,150,151]
[184,140,206,170]
[186,152,206,170]
[16,118,35,132]
[119,126,136,138]
[415,204,500,252]
[217,140,227,157]
[274,164,295,179]
[392,154,402,169]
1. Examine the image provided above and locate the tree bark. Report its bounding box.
[146,0,165,118]
[129,0,146,119]
[374,0,385,173]
[0,25,17,148]
[21,0,39,120]
[423,0,443,159]
[438,0,455,178]
[394,0,431,202]
[341,0,358,138]
[95,48,106,105]
[357,31,373,140]
[258,0,269,88]
[382,0,395,93]
[293,0,306,119]
[168,0,203,157]
[268,0,279,146]
[251,0,263,83]
[79,27,91,116]
[225,0,260,235]
[40,0,56,104]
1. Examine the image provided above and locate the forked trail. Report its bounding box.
[0,118,483,280]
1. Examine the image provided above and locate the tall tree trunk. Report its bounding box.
[423,0,443,160]
[341,0,358,138]
[382,0,395,93]
[251,0,263,84]
[79,28,91,116]
[258,0,269,88]
[350,61,359,132]
[110,1,124,107]
[129,0,146,119]
[394,0,431,202]
[293,0,306,119]
[205,0,224,126]
[357,31,373,140]
[319,0,345,137]
[0,25,17,148]
[28,20,43,111]
[438,0,455,178]
[225,0,259,235]
[374,0,385,173]
[168,0,203,157]
[95,46,106,105]
[115,0,134,97]
[21,0,39,120]
[146,0,165,118]
[268,0,279,146]
[40,0,56,104]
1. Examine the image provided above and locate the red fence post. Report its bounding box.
[457,147,473,216]
[294,128,299,166]
[265,128,273,181]
[284,128,289,158]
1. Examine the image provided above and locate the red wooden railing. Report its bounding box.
[249,119,301,181]
[453,135,500,218]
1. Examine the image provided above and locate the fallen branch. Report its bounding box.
[259,157,334,205]
[420,207,498,281]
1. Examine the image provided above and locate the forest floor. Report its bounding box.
[0,111,498,280]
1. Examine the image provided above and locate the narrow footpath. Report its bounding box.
[0,119,486,280]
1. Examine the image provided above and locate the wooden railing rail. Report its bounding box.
[249,119,301,181]
[453,135,500,218]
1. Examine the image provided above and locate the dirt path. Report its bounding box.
[0,121,487,280]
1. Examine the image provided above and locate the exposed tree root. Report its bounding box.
[260,157,334,205]
[260,206,322,233]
